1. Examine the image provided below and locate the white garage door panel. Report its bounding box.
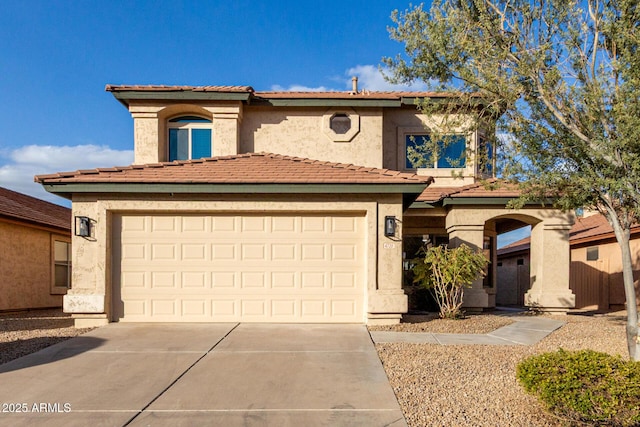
[115,214,365,322]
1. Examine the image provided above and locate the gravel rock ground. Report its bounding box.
[368,312,514,334]
[372,311,630,427]
[0,309,95,365]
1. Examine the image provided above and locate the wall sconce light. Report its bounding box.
[384,216,396,237]
[75,216,91,237]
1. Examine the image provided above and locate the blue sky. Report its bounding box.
[0,0,528,247]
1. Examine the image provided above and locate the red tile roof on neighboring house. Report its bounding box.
[0,187,71,231]
[35,153,434,186]
[417,179,521,203]
[498,213,640,255]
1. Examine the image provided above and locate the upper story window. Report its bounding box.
[405,134,466,169]
[168,116,212,161]
[330,113,351,134]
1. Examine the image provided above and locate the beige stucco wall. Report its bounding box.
[0,220,66,311]
[125,100,490,188]
[240,106,383,168]
[66,193,407,326]
[128,101,243,164]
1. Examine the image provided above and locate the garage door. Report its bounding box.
[113,213,366,322]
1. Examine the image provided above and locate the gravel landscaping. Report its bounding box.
[0,308,631,426]
[0,309,94,365]
[373,310,630,427]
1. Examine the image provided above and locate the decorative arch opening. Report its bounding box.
[157,105,214,161]
[480,214,546,308]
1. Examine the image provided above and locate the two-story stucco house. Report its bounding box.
[36,83,575,327]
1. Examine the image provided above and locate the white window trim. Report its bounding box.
[51,235,71,295]
[167,119,213,161]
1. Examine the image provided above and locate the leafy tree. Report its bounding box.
[412,244,489,319]
[385,0,640,360]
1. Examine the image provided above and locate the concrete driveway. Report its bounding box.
[0,323,406,426]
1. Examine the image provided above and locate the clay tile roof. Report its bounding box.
[105,85,476,101]
[416,179,521,203]
[0,187,71,231]
[252,91,460,100]
[497,238,531,255]
[105,84,254,93]
[35,153,433,186]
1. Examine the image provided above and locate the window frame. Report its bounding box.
[167,116,213,161]
[322,108,360,142]
[586,246,599,261]
[51,235,71,294]
[476,132,495,177]
[399,127,468,171]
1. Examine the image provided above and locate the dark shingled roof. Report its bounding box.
[0,187,71,231]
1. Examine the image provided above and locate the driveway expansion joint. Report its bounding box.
[122,322,241,427]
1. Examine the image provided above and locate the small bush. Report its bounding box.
[517,349,640,426]
[411,244,488,319]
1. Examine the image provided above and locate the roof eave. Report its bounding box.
[110,91,252,107]
[41,182,430,196]
[249,98,402,108]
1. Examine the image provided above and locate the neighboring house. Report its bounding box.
[0,187,71,311]
[497,213,640,311]
[36,83,575,327]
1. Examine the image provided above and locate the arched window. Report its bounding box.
[168,116,212,161]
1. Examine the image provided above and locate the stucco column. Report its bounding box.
[212,111,242,156]
[131,112,160,164]
[525,220,575,312]
[368,198,407,324]
[63,198,109,327]
[446,224,491,310]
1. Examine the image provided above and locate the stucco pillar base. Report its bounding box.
[461,288,494,310]
[525,290,575,313]
[367,313,402,325]
[63,294,105,314]
[72,314,108,328]
[367,291,407,324]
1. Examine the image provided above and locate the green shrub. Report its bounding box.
[411,244,488,319]
[517,349,640,426]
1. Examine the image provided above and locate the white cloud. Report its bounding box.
[270,64,429,93]
[270,84,334,92]
[346,65,428,92]
[497,226,531,248]
[0,144,133,206]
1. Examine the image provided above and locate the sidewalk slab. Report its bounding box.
[369,316,565,346]
[433,333,518,345]
[489,318,565,345]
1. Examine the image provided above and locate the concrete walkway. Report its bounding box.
[370,316,565,345]
[0,324,406,427]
